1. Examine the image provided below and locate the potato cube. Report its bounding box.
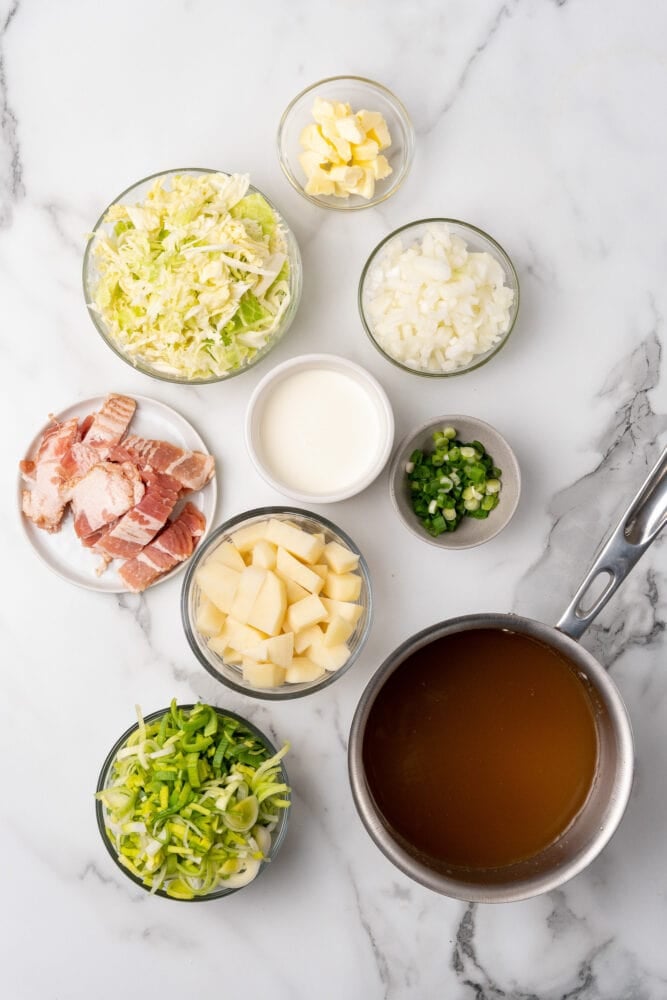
[311,563,328,581]
[286,594,328,633]
[285,658,325,684]
[313,532,326,544]
[230,521,269,553]
[206,541,246,573]
[245,632,294,669]
[323,615,354,648]
[276,548,323,594]
[322,572,362,602]
[322,541,360,575]
[266,520,324,564]
[284,577,310,604]
[320,597,364,625]
[247,571,287,636]
[242,659,286,689]
[294,624,325,655]
[218,618,267,653]
[308,640,352,672]
[207,638,243,664]
[195,563,240,614]
[195,595,227,637]
[252,540,277,570]
[230,566,267,624]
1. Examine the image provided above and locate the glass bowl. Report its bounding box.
[277,76,414,211]
[95,704,290,901]
[181,507,373,700]
[82,167,302,385]
[359,219,520,377]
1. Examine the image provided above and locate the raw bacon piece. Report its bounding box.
[112,436,215,491]
[95,471,181,559]
[118,503,206,592]
[21,418,80,532]
[61,394,137,480]
[70,462,145,540]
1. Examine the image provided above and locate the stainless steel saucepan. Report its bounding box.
[349,447,667,902]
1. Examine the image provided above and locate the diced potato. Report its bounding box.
[251,540,277,570]
[195,563,241,614]
[284,577,310,604]
[323,615,354,648]
[311,563,328,581]
[206,541,246,573]
[230,566,267,624]
[219,618,267,653]
[276,548,323,594]
[294,624,325,655]
[285,657,325,684]
[321,597,364,625]
[207,636,243,663]
[266,519,324,564]
[242,659,287,689]
[247,571,287,636]
[286,594,328,633]
[245,632,294,669]
[322,572,362,602]
[313,532,326,544]
[230,521,269,553]
[308,640,352,672]
[195,595,227,637]
[322,541,360,575]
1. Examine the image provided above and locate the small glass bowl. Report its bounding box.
[359,219,520,377]
[82,167,302,385]
[277,76,414,211]
[181,507,373,700]
[95,704,290,901]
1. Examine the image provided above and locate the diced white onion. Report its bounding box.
[364,223,515,373]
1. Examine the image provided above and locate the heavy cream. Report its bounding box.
[257,367,383,496]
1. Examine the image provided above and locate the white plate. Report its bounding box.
[18,395,218,593]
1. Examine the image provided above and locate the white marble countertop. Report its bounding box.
[3,1,667,997]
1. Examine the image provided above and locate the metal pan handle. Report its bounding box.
[556,445,667,641]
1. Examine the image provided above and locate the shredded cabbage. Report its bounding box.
[364,223,514,373]
[89,173,292,380]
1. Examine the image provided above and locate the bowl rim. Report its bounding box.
[388,413,521,549]
[358,217,520,377]
[82,166,302,385]
[181,505,373,700]
[244,352,395,503]
[95,703,290,901]
[276,75,415,212]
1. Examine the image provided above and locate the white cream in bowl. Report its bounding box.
[245,354,394,503]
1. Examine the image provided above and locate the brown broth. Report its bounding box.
[362,628,598,870]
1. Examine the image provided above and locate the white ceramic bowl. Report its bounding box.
[245,354,394,503]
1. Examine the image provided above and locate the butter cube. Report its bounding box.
[336,116,365,144]
[300,123,336,158]
[373,154,392,180]
[305,170,336,196]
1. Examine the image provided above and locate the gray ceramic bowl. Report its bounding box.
[389,415,521,549]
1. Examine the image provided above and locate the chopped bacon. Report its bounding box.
[94,471,181,559]
[61,394,136,481]
[118,503,206,592]
[70,462,145,540]
[111,436,215,491]
[21,418,80,532]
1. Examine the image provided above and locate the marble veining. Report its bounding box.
[3,1,667,998]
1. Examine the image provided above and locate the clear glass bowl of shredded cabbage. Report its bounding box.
[83,168,302,384]
[358,219,519,377]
